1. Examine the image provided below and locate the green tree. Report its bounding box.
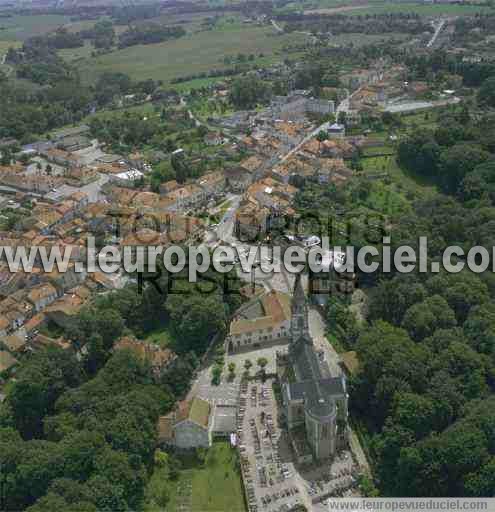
[402,295,456,342]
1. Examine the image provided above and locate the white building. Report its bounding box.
[109,169,144,187]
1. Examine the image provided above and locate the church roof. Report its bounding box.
[292,272,306,306]
[293,336,323,382]
[286,377,346,401]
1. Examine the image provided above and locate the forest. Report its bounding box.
[0,266,242,511]
[298,104,495,497]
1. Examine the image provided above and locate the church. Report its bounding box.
[276,274,349,461]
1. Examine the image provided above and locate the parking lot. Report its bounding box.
[193,365,240,406]
[236,376,362,512]
[237,378,309,512]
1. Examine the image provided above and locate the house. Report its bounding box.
[51,124,90,143]
[27,283,59,313]
[204,132,224,146]
[239,155,265,181]
[109,169,144,188]
[44,285,91,329]
[114,336,177,381]
[327,123,345,139]
[317,158,353,185]
[0,292,34,331]
[224,166,253,192]
[159,180,180,195]
[226,290,291,352]
[197,171,226,197]
[128,152,146,171]
[158,397,212,449]
[235,198,270,241]
[166,184,205,211]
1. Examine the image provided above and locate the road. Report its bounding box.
[427,19,446,48]
[271,19,284,33]
[0,53,13,77]
[279,85,363,164]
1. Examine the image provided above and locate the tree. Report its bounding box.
[229,76,271,109]
[316,130,328,152]
[369,277,426,326]
[478,75,495,107]
[438,143,489,193]
[211,365,222,385]
[354,322,431,425]
[165,294,226,354]
[7,348,84,439]
[45,164,53,176]
[402,295,456,342]
[227,362,236,381]
[257,357,268,370]
[256,357,268,380]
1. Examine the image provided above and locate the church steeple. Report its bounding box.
[290,272,310,343]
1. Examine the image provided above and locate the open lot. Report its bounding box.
[77,24,305,84]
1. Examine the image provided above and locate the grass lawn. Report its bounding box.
[76,23,306,84]
[143,326,174,348]
[145,443,246,512]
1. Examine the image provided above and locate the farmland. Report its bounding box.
[290,0,493,16]
[76,22,305,85]
[0,14,70,41]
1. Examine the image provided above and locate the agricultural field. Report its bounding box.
[0,39,20,52]
[304,0,493,16]
[328,32,409,46]
[76,22,306,85]
[0,14,70,41]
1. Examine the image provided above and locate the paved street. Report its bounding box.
[44,173,110,203]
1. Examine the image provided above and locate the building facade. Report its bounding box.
[277,274,349,461]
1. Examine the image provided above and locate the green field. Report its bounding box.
[0,14,70,41]
[58,41,94,62]
[145,443,246,512]
[76,23,305,84]
[0,39,20,52]
[302,0,493,16]
[345,2,492,16]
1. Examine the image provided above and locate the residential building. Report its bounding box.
[27,283,59,313]
[226,290,291,352]
[198,171,226,197]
